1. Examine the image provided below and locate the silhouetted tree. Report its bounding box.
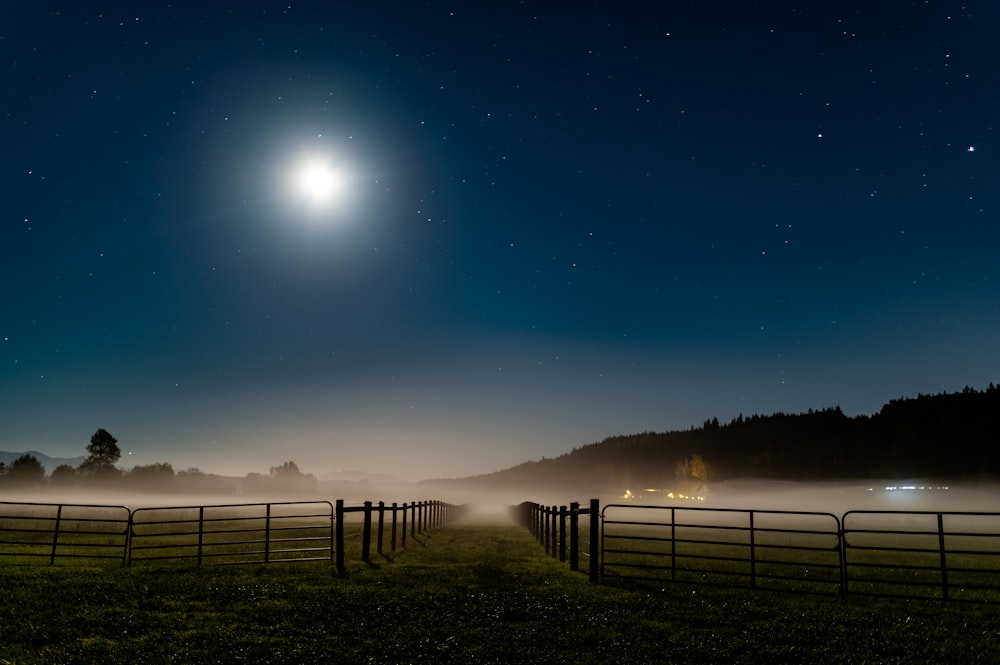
[270,460,318,495]
[243,471,268,495]
[243,461,318,496]
[177,468,234,495]
[270,460,303,478]
[49,464,78,486]
[80,428,122,478]
[127,462,176,491]
[8,454,45,485]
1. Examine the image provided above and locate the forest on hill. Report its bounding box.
[433,385,1000,494]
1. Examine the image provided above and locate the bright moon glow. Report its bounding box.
[295,160,347,204]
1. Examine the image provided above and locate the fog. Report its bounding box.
[692,478,1000,515]
[434,477,1000,520]
[3,478,999,520]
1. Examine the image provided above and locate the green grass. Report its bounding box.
[1,518,998,664]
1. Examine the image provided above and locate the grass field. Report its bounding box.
[1,513,998,664]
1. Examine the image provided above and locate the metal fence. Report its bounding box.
[130,501,335,566]
[843,510,1000,603]
[0,499,462,571]
[516,500,1000,603]
[0,501,130,566]
[602,504,843,596]
[8,497,1000,602]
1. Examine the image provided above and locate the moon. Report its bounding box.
[294,159,348,205]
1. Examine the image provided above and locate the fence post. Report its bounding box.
[536,503,542,543]
[411,502,417,538]
[537,503,543,544]
[377,501,385,555]
[391,502,398,552]
[543,505,551,554]
[837,517,847,596]
[198,505,206,567]
[748,510,756,589]
[938,513,950,601]
[362,501,373,564]
[49,504,63,565]
[559,505,568,563]
[569,501,580,571]
[126,508,135,568]
[402,503,408,548]
[550,505,558,559]
[328,502,335,564]
[670,507,677,581]
[335,499,346,576]
[264,503,272,564]
[589,498,599,583]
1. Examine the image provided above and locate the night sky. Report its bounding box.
[3,2,998,481]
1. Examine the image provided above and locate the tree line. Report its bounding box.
[0,428,317,496]
[431,384,1000,493]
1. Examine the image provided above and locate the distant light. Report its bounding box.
[968,146,975,152]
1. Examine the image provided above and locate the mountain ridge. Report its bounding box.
[0,451,87,474]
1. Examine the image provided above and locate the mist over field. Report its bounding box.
[5,476,998,520]
[694,478,1000,514]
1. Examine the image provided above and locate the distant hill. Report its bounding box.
[0,451,86,474]
[428,384,1000,493]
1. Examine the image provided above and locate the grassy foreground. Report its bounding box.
[1,514,998,664]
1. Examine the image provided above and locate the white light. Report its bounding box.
[295,161,347,203]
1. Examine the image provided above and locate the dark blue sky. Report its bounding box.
[3,2,998,480]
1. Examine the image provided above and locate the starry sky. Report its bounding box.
[3,2,998,481]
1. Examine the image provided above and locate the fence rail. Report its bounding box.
[0,499,463,572]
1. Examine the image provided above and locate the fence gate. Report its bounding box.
[842,510,1000,603]
[129,501,334,566]
[0,501,131,565]
[601,503,843,595]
